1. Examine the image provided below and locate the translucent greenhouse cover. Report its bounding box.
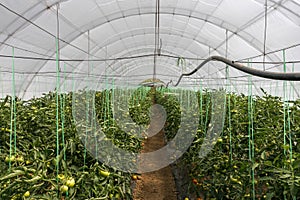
[0,0,300,99]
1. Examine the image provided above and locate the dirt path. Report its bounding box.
[133,103,178,200]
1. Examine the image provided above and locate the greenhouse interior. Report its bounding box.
[1,0,300,199]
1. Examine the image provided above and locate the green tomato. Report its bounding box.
[230,176,238,183]
[5,155,15,163]
[60,185,69,193]
[283,145,290,150]
[66,178,75,187]
[57,174,65,180]
[23,191,30,197]
[213,164,219,170]
[100,170,110,177]
[16,156,24,162]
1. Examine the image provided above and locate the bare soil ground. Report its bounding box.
[133,103,178,200]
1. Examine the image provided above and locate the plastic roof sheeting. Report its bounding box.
[0,0,299,99]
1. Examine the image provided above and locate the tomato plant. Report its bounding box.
[178,90,300,200]
[1,88,300,199]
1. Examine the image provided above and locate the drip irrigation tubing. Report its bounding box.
[168,56,300,87]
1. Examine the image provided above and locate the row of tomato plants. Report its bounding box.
[116,87,300,199]
[2,87,299,199]
[0,89,149,200]
[0,87,181,200]
[170,90,300,200]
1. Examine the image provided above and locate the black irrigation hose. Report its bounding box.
[169,56,300,87]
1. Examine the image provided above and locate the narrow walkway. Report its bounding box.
[133,104,177,200]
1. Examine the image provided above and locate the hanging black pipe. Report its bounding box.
[170,56,300,87]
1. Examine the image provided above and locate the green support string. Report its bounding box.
[248,65,252,161]
[105,72,110,127]
[110,77,115,143]
[289,64,295,162]
[34,76,37,97]
[72,67,75,95]
[247,60,255,200]
[139,86,142,101]
[290,64,295,100]
[225,58,232,158]
[199,81,203,128]
[38,75,40,97]
[93,68,98,160]
[102,88,106,127]
[180,88,183,104]
[84,88,89,167]
[220,90,226,158]
[282,49,288,200]
[193,82,197,118]
[60,63,66,161]
[283,51,294,200]
[132,87,135,105]
[83,59,90,171]
[55,37,60,185]
[13,48,16,157]
[103,66,108,128]
[291,65,296,200]
[275,82,279,97]
[0,66,1,155]
[183,89,186,105]
[9,47,16,171]
[283,50,287,157]
[93,89,98,158]
[0,65,3,98]
[227,88,232,162]
[286,77,293,162]
[187,89,190,110]
[231,91,237,163]
[61,64,68,197]
[204,92,210,135]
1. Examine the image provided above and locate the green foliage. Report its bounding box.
[183,91,300,200]
[0,91,139,199]
[1,88,299,199]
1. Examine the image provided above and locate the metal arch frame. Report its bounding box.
[59,35,268,97]
[20,17,269,96]
[69,28,268,95]
[113,63,179,85]
[66,52,265,98]
[23,33,222,97]
[22,46,196,97]
[91,27,216,57]
[0,2,290,58]
[20,22,259,98]
[0,0,63,50]
[70,41,215,83]
[64,7,282,56]
[1,4,292,96]
[97,33,221,72]
[110,55,183,78]
[64,11,268,58]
